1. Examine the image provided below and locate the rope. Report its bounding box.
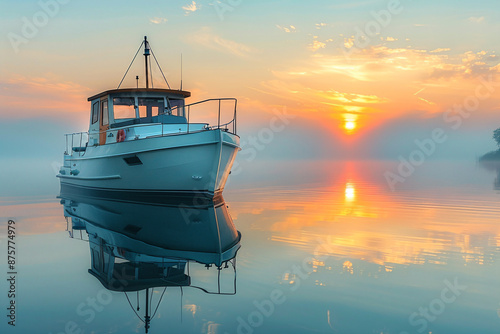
[117,41,144,89]
[150,45,171,89]
[125,292,145,323]
[149,50,154,88]
[151,287,167,320]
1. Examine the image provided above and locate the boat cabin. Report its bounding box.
[88,233,191,292]
[87,88,191,146]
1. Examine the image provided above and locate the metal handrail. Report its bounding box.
[65,131,89,157]
[207,119,235,131]
[169,98,238,135]
[64,98,238,154]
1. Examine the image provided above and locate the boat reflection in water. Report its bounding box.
[60,194,241,333]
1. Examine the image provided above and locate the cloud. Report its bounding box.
[413,88,436,105]
[276,24,297,33]
[256,78,388,119]
[343,37,354,49]
[429,50,500,79]
[333,45,500,81]
[149,17,167,24]
[467,16,485,23]
[315,23,327,29]
[186,27,256,58]
[253,44,500,128]
[430,48,450,53]
[332,91,388,104]
[0,75,90,119]
[309,40,326,52]
[183,1,200,15]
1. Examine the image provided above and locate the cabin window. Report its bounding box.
[101,100,109,126]
[138,98,164,118]
[91,249,100,271]
[102,250,111,272]
[170,99,185,117]
[113,97,136,119]
[139,104,147,118]
[91,102,99,124]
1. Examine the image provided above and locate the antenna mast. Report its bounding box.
[145,288,150,333]
[117,36,171,89]
[144,36,150,89]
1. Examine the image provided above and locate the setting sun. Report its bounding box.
[344,121,356,131]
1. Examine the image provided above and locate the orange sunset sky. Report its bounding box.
[1,0,500,196]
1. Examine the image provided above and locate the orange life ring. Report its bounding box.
[117,129,126,142]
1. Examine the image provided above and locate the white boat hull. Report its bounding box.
[58,129,239,196]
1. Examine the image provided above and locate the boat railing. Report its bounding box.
[65,131,89,157]
[169,98,238,135]
[65,98,237,152]
[207,119,235,131]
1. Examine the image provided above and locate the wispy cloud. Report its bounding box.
[255,44,500,124]
[257,78,388,119]
[331,46,500,81]
[186,27,256,58]
[413,88,435,105]
[325,90,388,104]
[276,24,296,33]
[430,48,450,53]
[467,16,485,23]
[0,75,90,119]
[149,17,167,24]
[183,1,200,15]
[315,23,327,29]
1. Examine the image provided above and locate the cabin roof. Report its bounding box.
[88,268,191,291]
[87,88,191,101]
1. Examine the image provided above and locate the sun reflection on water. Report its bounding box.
[229,161,500,271]
[344,182,356,202]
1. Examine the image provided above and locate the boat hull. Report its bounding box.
[58,129,239,197]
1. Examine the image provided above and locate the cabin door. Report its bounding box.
[99,99,109,145]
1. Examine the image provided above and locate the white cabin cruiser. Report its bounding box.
[58,37,240,197]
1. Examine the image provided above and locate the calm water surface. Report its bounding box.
[1,160,500,334]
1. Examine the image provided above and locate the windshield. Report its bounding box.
[113,97,135,119]
[138,98,164,118]
[169,99,185,117]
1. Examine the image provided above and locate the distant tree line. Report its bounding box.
[494,128,500,148]
[480,128,500,162]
